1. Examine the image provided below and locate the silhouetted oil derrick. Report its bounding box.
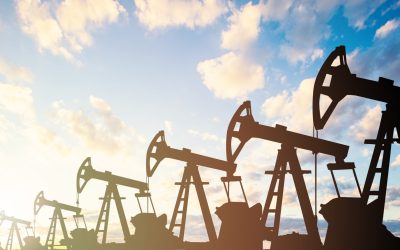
[226,101,356,250]
[76,157,154,244]
[34,191,83,250]
[146,130,247,244]
[313,45,400,250]
[0,211,32,250]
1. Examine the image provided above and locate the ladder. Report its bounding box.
[96,187,113,244]
[46,211,58,250]
[45,211,67,250]
[262,146,317,250]
[5,226,14,250]
[169,169,191,240]
[169,165,215,242]
[5,223,25,250]
[94,182,130,244]
[262,148,287,241]
[362,107,400,223]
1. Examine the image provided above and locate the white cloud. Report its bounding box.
[361,148,371,157]
[0,83,35,120]
[164,120,173,134]
[281,45,325,65]
[16,0,126,64]
[0,62,62,153]
[375,19,400,39]
[16,0,74,62]
[315,0,385,30]
[198,2,266,100]
[342,1,385,30]
[0,81,71,155]
[0,114,14,143]
[387,186,400,207]
[282,187,299,206]
[262,78,314,133]
[32,124,70,155]
[231,139,281,196]
[391,154,400,169]
[0,58,33,83]
[268,0,383,65]
[311,48,324,62]
[346,39,400,81]
[280,45,308,64]
[0,76,148,238]
[260,0,293,21]
[56,0,126,52]
[51,97,136,155]
[89,95,127,134]
[0,64,36,141]
[245,0,385,67]
[187,129,221,142]
[261,78,367,137]
[276,0,330,65]
[197,52,264,99]
[90,95,112,112]
[349,105,381,142]
[346,47,360,68]
[134,0,227,30]
[221,2,262,51]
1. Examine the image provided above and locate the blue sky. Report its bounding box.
[0,0,399,244]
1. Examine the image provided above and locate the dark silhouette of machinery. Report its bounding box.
[313,45,400,250]
[0,211,32,250]
[63,214,180,250]
[129,212,180,250]
[146,130,247,244]
[77,157,154,244]
[214,201,266,250]
[3,43,400,250]
[34,191,83,250]
[226,101,356,250]
[21,236,47,250]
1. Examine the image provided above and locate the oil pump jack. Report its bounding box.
[34,191,83,250]
[0,211,32,250]
[146,130,249,245]
[77,157,154,244]
[226,101,356,250]
[313,45,400,250]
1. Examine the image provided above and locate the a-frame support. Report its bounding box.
[262,145,322,249]
[45,208,69,250]
[96,183,129,244]
[5,222,23,250]
[169,164,217,242]
[362,105,400,223]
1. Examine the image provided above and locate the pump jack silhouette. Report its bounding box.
[77,157,154,244]
[2,44,400,250]
[34,191,83,250]
[71,157,179,250]
[0,211,32,250]
[313,45,400,250]
[226,100,358,250]
[146,131,248,243]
